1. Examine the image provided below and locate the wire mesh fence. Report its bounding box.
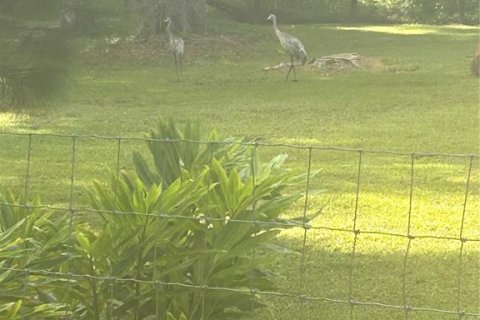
[1,131,479,319]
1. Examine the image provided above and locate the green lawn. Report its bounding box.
[1,18,479,319]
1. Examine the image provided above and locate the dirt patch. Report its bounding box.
[80,33,266,66]
[263,53,386,75]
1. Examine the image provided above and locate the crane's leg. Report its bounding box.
[284,66,292,82]
[285,57,298,82]
[179,55,183,76]
[292,62,297,81]
[174,55,179,76]
[285,57,293,82]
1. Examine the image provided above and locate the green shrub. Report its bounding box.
[80,119,319,319]
[361,0,479,24]
[0,191,71,319]
[133,118,251,188]
[0,119,320,319]
[209,0,479,24]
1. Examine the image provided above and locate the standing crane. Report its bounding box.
[164,17,184,76]
[267,14,307,81]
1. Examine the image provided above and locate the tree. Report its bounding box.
[163,0,207,33]
[135,0,163,40]
[0,0,72,107]
[349,0,358,20]
[186,0,207,31]
[136,0,206,40]
[458,0,465,24]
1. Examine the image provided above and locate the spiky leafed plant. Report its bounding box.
[86,155,313,319]
[0,191,72,319]
[122,119,321,319]
[133,118,252,188]
[76,169,210,319]
[0,119,322,319]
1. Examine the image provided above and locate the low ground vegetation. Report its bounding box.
[0,18,479,319]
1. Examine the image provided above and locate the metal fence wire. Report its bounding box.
[1,131,479,319]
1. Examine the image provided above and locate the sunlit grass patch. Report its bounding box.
[337,25,439,35]
[0,112,30,128]
[335,24,479,36]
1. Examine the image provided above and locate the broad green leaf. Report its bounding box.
[76,231,91,254]
[6,300,21,318]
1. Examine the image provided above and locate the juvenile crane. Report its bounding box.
[267,14,307,81]
[164,17,184,75]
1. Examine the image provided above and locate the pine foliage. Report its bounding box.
[0,0,71,107]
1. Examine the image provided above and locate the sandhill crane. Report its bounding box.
[267,14,307,81]
[164,17,184,75]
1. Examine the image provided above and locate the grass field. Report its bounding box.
[1,16,479,319]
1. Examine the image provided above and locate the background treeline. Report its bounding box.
[210,0,479,25]
[0,0,477,107]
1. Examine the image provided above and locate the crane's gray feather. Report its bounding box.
[270,15,307,66]
[277,30,307,65]
[170,37,184,58]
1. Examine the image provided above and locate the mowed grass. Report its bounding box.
[1,17,479,319]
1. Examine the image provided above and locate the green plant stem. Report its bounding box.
[89,255,101,320]
[134,215,150,320]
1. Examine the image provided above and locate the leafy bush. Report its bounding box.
[208,0,354,23]
[0,119,319,319]
[361,0,479,24]
[82,118,318,319]
[133,118,251,188]
[209,0,479,24]
[0,191,71,319]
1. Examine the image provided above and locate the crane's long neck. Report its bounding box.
[166,21,173,41]
[271,17,282,39]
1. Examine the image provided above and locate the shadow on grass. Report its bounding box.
[259,234,480,320]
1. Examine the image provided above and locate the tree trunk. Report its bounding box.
[164,0,188,33]
[253,0,261,21]
[163,0,206,33]
[349,0,358,21]
[187,0,206,32]
[136,0,162,40]
[136,0,206,36]
[458,0,465,24]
